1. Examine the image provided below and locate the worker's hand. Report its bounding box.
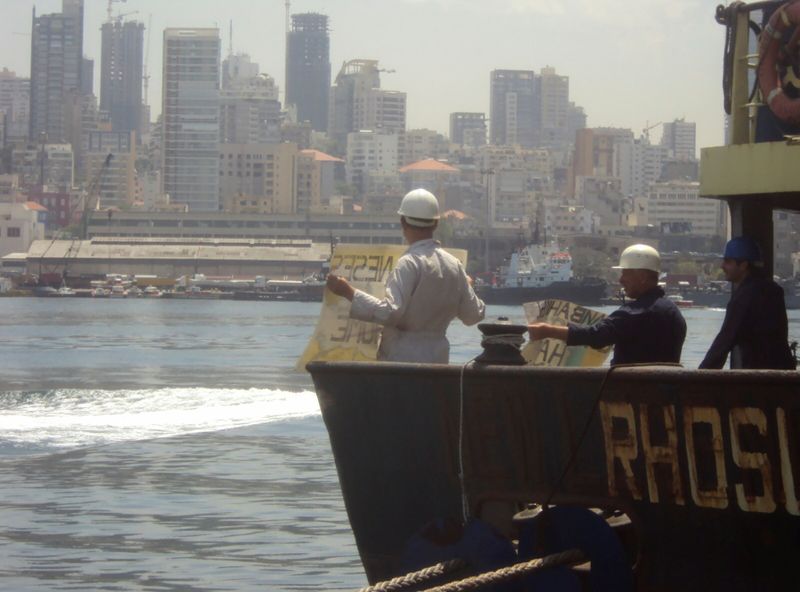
[528,323,547,341]
[326,274,355,301]
[466,275,474,287]
[528,323,568,342]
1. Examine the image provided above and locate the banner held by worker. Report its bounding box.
[298,244,468,369]
[522,299,611,367]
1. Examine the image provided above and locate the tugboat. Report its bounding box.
[308,3,800,589]
[474,243,607,306]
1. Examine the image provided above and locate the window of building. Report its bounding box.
[7,227,20,237]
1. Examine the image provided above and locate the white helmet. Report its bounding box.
[613,244,661,272]
[397,189,439,227]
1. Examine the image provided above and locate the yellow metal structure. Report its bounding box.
[699,2,800,275]
[701,142,800,202]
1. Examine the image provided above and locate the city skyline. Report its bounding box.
[2,0,723,150]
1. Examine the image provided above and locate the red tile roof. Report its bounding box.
[24,201,48,212]
[300,149,345,163]
[442,209,469,220]
[399,158,459,173]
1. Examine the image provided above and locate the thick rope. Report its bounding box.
[479,333,525,348]
[418,549,585,592]
[355,549,584,592]
[355,558,466,592]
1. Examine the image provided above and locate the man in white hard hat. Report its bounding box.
[527,244,686,366]
[326,188,485,363]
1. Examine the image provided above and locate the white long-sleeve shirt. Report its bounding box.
[349,238,485,363]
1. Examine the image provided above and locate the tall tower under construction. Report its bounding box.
[100,19,144,139]
[285,13,330,132]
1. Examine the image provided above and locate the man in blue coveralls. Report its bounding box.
[700,236,795,369]
[527,244,686,366]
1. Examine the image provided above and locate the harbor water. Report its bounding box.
[1,298,798,591]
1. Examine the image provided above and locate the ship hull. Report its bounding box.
[475,280,607,305]
[308,361,800,590]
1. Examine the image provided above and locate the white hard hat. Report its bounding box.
[397,189,439,227]
[613,244,661,272]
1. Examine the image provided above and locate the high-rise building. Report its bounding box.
[220,77,281,144]
[489,70,537,148]
[450,112,486,147]
[220,54,281,144]
[100,19,144,137]
[29,0,84,143]
[285,13,330,132]
[567,103,587,144]
[162,28,220,212]
[87,130,136,209]
[538,66,570,150]
[81,57,94,96]
[328,59,406,154]
[222,53,261,90]
[661,118,697,161]
[615,136,670,198]
[0,69,31,143]
[570,127,633,198]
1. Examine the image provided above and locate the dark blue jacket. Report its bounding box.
[567,287,686,366]
[699,275,796,370]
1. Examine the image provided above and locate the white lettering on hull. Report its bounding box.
[600,402,800,514]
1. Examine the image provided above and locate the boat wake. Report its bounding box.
[0,387,320,453]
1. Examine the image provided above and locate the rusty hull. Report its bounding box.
[308,362,800,591]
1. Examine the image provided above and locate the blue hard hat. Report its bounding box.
[723,236,762,262]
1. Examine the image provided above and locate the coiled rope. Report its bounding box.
[355,549,585,592]
[479,333,526,350]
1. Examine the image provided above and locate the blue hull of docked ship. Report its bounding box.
[475,279,607,306]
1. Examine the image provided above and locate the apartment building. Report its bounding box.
[0,202,47,257]
[86,130,136,209]
[646,181,726,237]
[345,131,399,195]
[162,28,221,212]
[219,143,297,214]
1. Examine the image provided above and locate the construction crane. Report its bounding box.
[35,153,113,281]
[106,0,127,22]
[113,10,139,23]
[643,121,662,143]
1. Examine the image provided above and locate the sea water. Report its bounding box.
[0,298,797,590]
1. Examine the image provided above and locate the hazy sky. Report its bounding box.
[2,0,726,149]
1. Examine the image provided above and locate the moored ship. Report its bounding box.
[475,243,607,305]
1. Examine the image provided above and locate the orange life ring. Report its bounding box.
[758,1,800,124]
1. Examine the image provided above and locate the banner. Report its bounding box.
[297,243,467,369]
[522,299,612,367]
